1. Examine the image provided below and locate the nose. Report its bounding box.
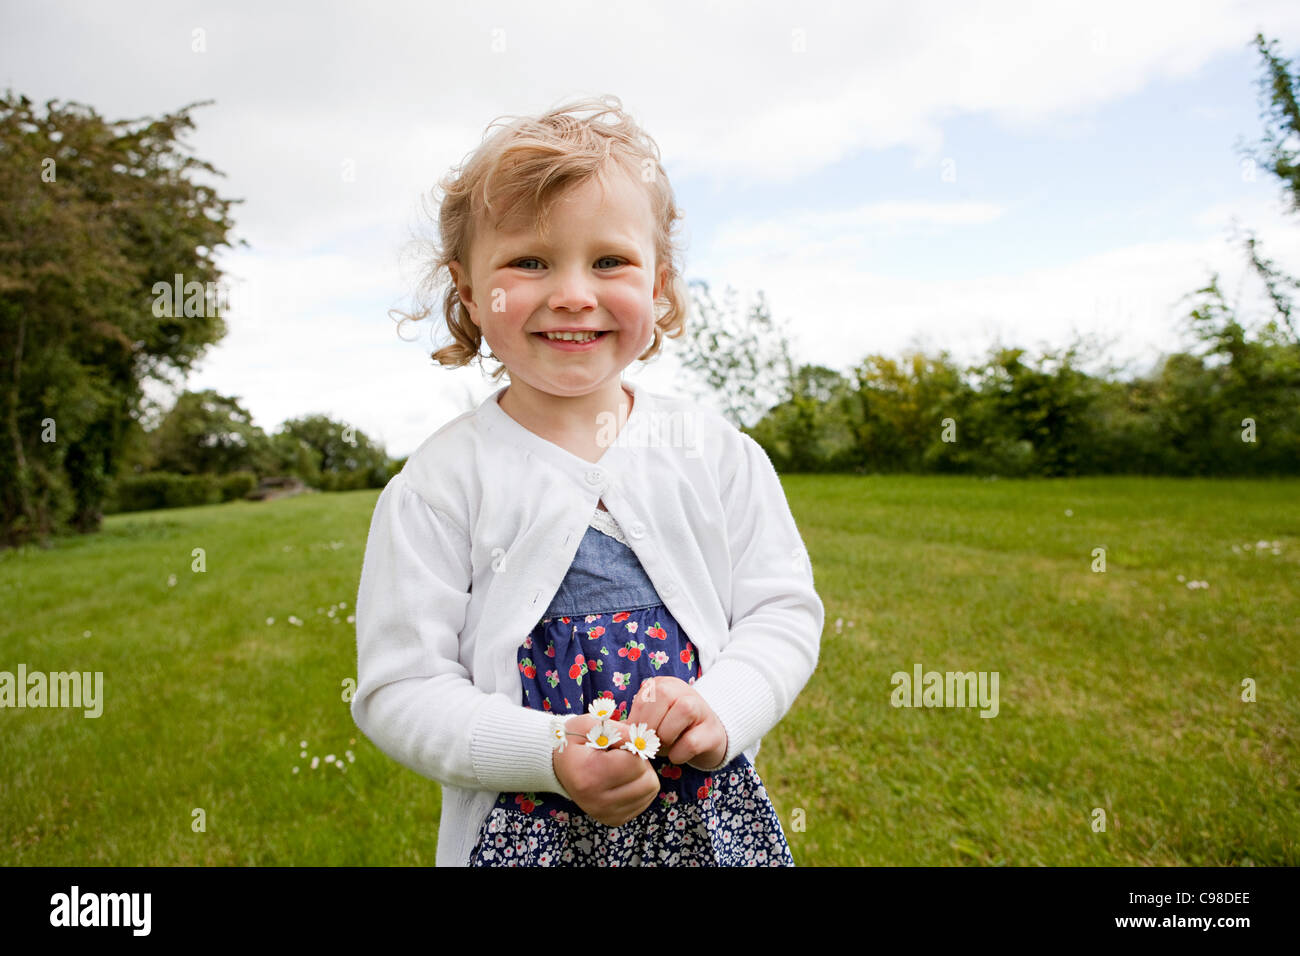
[547,265,597,313]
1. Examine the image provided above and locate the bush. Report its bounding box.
[219,471,258,502]
[105,472,223,513]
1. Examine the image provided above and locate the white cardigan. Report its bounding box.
[350,379,825,866]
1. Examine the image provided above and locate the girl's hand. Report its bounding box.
[551,714,659,827]
[626,677,728,771]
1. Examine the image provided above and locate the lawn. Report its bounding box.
[1,476,1295,865]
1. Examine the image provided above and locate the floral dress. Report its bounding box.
[468,506,794,866]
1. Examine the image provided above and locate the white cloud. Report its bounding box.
[714,200,1007,249]
[705,194,1300,384]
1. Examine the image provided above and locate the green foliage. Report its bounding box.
[677,281,796,429]
[278,414,390,491]
[104,469,258,513]
[267,431,323,487]
[220,470,259,502]
[0,92,241,545]
[745,365,856,472]
[149,389,275,477]
[106,471,222,512]
[1242,33,1300,218]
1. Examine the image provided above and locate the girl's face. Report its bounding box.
[449,165,668,401]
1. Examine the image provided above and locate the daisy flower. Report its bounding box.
[585,720,622,750]
[587,698,617,720]
[550,718,569,753]
[621,723,660,760]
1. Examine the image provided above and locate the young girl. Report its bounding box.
[352,95,824,866]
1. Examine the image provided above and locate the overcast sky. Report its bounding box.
[5,0,1300,456]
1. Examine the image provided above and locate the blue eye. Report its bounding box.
[511,256,626,270]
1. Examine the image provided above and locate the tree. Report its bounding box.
[745,364,855,472]
[1168,34,1300,474]
[675,280,798,429]
[1241,33,1300,219]
[277,415,391,490]
[149,389,273,476]
[0,93,241,546]
[1218,34,1300,348]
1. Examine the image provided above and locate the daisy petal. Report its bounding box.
[584,719,622,750]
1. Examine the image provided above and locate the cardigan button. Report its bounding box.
[585,469,604,485]
[661,580,676,596]
[628,521,646,539]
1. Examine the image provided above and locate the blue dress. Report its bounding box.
[467,506,795,866]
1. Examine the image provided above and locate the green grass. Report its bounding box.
[1,477,1296,865]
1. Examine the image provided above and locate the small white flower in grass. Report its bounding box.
[1176,574,1186,582]
[339,601,348,609]
[1064,509,1073,517]
[585,720,621,750]
[267,617,275,626]
[587,698,617,720]
[620,723,660,760]
[299,750,307,758]
[310,756,320,769]
[325,754,335,764]
[300,740,307,749]
[292,766,299,774]
[288,615,302,626]
[346,615,355,624]
[167,574,177,587]
[345,750,355,763]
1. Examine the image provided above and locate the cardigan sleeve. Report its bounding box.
[351,474,571,798]
[690,432,824,769]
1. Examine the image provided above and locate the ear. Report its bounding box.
[448,260,479,327]
[653,264,669,302]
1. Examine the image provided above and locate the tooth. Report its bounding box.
[545,331,597,341]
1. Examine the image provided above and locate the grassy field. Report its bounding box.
[1,476,1296,865]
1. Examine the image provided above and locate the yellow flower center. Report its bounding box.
[596,735,608,747]
[635,737,646,749]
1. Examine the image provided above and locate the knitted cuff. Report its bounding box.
[690,657,778,769]
[468,695,572,800]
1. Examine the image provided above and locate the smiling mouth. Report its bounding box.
[533,330,612,341]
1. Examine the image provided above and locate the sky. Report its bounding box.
[4,0,1300,457]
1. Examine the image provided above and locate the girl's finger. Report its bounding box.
[666,722,717,766]
[654,696,701,751]
[627,678,669,729]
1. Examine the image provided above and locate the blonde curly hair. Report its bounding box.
[393,95,689,381]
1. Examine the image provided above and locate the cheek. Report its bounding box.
[605,281,654,320]
[484,277,533,326]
